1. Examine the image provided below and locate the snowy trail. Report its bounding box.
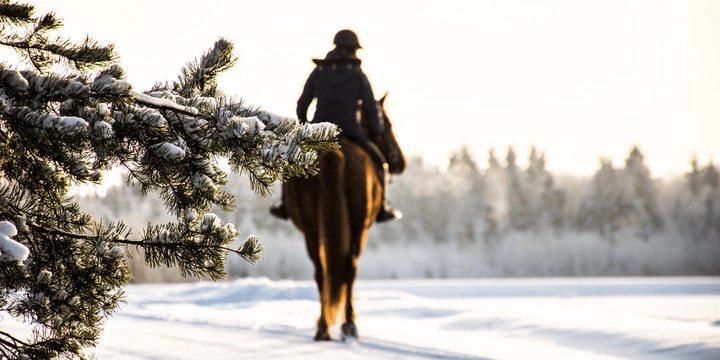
[4,277,720,359]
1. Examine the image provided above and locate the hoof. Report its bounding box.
[314,330,331,341]
[341,322,358,341]
[376,207,401,223]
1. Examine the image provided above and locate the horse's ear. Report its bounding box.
[379,91,389,106]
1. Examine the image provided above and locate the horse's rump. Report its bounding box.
[288,138,381,234]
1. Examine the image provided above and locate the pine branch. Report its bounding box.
[0,6,116,72]
[116,237,263,265]
[174,37,237,97]
[0,1,33,25]
[45,36,117,71]
[0,330,29,347]
[0,5,337,357]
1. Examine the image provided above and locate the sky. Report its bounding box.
[18,0,720,177]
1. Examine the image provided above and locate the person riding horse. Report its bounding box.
[270,29,401,223]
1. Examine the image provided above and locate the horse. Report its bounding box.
[285,92,405,341]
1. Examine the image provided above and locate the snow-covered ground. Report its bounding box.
[98,277,720,359]
[4,277,720,359]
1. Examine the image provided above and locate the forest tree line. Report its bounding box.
[78,145,720,281]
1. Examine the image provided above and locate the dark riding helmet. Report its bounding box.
[333,29,362,49]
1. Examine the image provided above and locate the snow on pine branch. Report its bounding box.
[13,109,89,136]
[0,221,28,262]
[91,65,131,95]
[151,142,186,161]
[134,93,199,115]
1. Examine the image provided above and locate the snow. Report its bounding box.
[134,93,199,115]
[39,115,88,136]
[109,246,124,259]
[1,69,29,92]
[0,220,28,262]
[93,120,114,139]
[0,221,18,237]
[153,142,186,161]
[192,173,213,190]
[92,72,132,95]
[242,116,265,135]
[200,213,221,232]
[3,277,716,359]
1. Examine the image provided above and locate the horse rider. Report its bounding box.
[270,29,401,223]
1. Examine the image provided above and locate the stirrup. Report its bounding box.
[376,206,402,223]
[269,202,289,220]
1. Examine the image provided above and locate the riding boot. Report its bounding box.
[376,164,402,223]
[269,184,289,220]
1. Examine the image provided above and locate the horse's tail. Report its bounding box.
[318,149,350,328]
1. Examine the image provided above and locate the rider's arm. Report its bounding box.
[296,70,316,123]
[359,72,384,140]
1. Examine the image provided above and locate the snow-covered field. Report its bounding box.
[98,277,720,359]
[4,277,720,359]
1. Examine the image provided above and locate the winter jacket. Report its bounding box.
[296,48,384,139]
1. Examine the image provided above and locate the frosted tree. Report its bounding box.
[674,157,720,242]
[483,148,506,241]
[577,158,624,237]
[541,177,566,232]
[622,146,664,238]
[525,147,565,232]
[686,156,704,195]
[0,3,338,359]
[505,146,533,230]
[704,162,719,189]
[526,146,546,181]
[578,147,664,239]
[702,163,720,237]
[381,155,441,245]
[445,146,485,244]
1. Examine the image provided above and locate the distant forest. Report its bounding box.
[78,145,720,282]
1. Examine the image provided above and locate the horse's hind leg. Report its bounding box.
[303,230,331,341]
[314,270,331,342]
[341,254,360,341]
[314,262,331,341]
[315,320,331,341]
[314,272,332,340]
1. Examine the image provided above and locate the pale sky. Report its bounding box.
[21,0,720,178]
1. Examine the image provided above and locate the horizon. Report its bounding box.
[20,0,720,178]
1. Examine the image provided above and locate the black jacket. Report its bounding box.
[296,49,383,138]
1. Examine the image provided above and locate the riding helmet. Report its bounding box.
[333,29,362,49]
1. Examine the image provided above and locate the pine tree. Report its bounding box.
[483,148,506,241]
[674,157,706,241]
[703,162,719,190]
[526,146,546,181]
[686,155,704,195]
[0,3,338,359]
[577,158,624,237]
[446,146,485,244]
[578,147,664,239]
[675,159,720,242]
[622,146,664,238]
[505,146,533,230]
[525,146,565,232]
[702,163,720,238]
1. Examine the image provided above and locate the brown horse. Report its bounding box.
[285,93,405,341]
